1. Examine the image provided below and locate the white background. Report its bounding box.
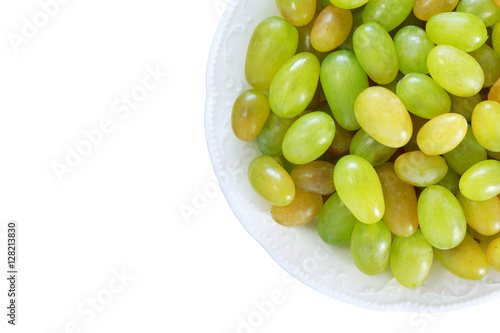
[0,0,499,332]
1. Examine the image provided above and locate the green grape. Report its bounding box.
[418,185,467,249]
[248,155,296,206]
[413,0,460,21]
[351,221,392,275]
[353,22,399,85]
[396,73,451,119]
[390,230,433,289]
[245,17,298,90]
[436,167,460,195]
[269,52,320,118]
[493,23,500,56]
[363,0,415,32]
[389,10,423,38]
[471,100,500,152]
[393,26,435,75]
[290,160,336,195]
[330,0,370,9]
[448,92,482,122]
[434,232,488,280]
[457,191,500,236]
[427,45,484,97]
[443,125,487,175]
[487,237,500,272]
[469,44,500,87]
[320,50,368,131]
[417,113,468,156]
[375,162,418,237]
[350,129,397,167]
[337,6,365,53]
[394,151,448,187]
[317,192,359,246]
[459,159,500,201]
[231,89,270,141]
[456,0,500,27]
[271,187,323,226]
[354,86,412,148]
[426,12,488,52]
[276,0,317,26]
[282,111,335,164]
[334,155,385,224]
[311,4,353,52]
[257,113,297,157]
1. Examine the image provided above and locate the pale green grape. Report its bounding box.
[245,17,298,90]
[351,221,392,275]
[393,26,435,75]
[459,159,500,201]
[426,12,488,52]
[248,155,295,206]
[469,44,500,87]
[282,111,335,164]
[350,129,397,166]
[276,0,316,26]
[418,185,467,249]
[396,73,451,119]
[317,192,359,246]
[320,50,368,130]
[363,0,415,32]
[417,113,468,156]
[427,45,484,97]
[471,100,500,152]
[456,0,500,27]
[353,22,399,85]
[390,230,433,289]
[330,0,370,9]
[394,151,448,187]
[443,125,487,175]
[334,155,385,224]
[269,52,320,118]
[257,113,297,157]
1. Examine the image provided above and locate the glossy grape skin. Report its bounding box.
[443,125,487,175]
[269,53,320,119]
[487,237,500,272]
[449,93,482,122]
[354,87,412,148]
[328,120,355,155]
[311,5,353,52]
[390,230,433,288]
[396,73,451,119]
[320,50,368,131]
[417,113,468,156]
[330,0,369,9]
[248,155,295,206]
[245,17,298,90]
[426,12,488,52]
[456,0,500,27]
[458,191,500,236]
[257,113,297,157]
[277,0,317,26]
[459,159,500,201]
[434,232,488,280]
[350,129,397,167]
[469,44,500,87]
[334,155,385,224]
[394,151,448,187]
[375,162,418,237]
[471,101,500,152]
[353,22,399,85]
[413,0,459,21]
[427,45,485,97]
[282,111,335,165]
[317,192,359,246]
[363,0,415,32]
[351,221,392,275]
[291,160,335,195]
[393,26,435,75]
[436,167,460,195]
[418,185,467,249]
[271,187,323,226]
[231,89,270,141]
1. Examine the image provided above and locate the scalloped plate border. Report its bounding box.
[204,0,500,312]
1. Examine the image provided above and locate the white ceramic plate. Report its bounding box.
[204,0,500,311]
